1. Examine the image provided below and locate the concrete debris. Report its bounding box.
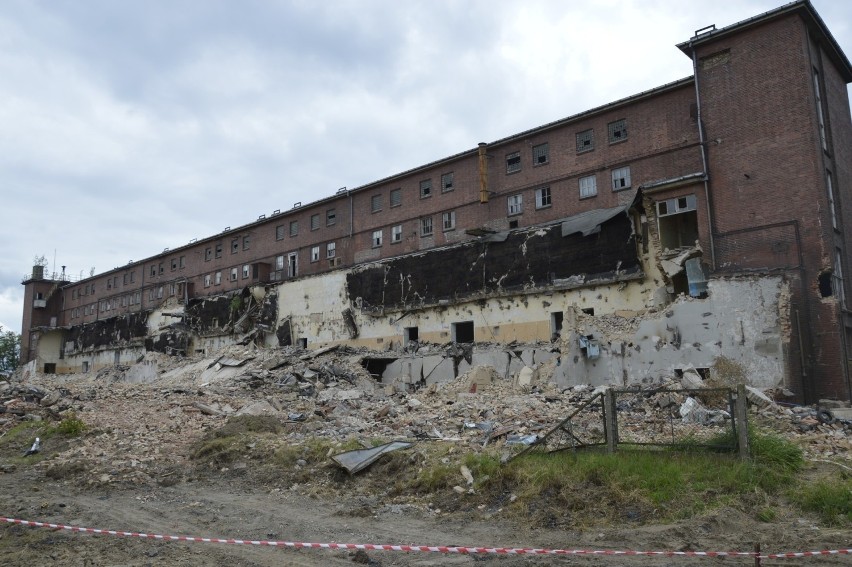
[0,343,848,488]
[745,385,775,409]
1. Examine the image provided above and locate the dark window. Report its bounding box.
[506,151,521,173]
[608,119,627,143]
[215,243,223,258]
[452,321,474,343]
[171,259,177,271]
[420,179,432,198]
[532,143,549,165]
[441,172,454,192]
[326,209,336,226]
[231,238,239,253]
[576,129,594,153]
[205,247,212,261]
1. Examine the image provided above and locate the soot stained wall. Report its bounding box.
[347,213,639,312]
[67,312,150,351]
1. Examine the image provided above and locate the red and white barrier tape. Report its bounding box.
[2,516,850,559]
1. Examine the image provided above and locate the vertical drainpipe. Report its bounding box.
[689,39,717,271]
[478,143,489,204]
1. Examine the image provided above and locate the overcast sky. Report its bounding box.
[1,0,851,334]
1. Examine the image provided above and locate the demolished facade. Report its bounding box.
[20,1,852,402]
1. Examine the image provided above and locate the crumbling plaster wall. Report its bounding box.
[553,276,787,389]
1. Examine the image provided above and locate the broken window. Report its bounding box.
[506,151,521,174]
[214,271,222,285]
[576,129,594,153]
[835,250,846,308]
[243,236,250,250]
[390,188,402,207]
[171,258,177,271]
[827,171,837,230]
[231,238,239,253]
[608,119,627,143]
[215,243,223,259]
[452,321,474,343]
[326,209,336,226]
[509,219,519,229]
[205,247,212,261]
[532,142,549,165]
[535,186,551,209]
[372,230,383,248]
[392,224,403,243]
[242,264,250,279]
[290,220,299,236]
[404,326,419,343]
[327,242,336,258]
[107,279,112,289]
[612,166,631,191]
[150,265,156,277]
[442,211,455,231]
[179,256,185,269]
[441,172,454,192]
[311,214,320,231]
[420,179,432,199]
[579,175,597,199]
[276,224,286,240]
[311,246,320,262]
[814,69,828,151]
[508,194,523,215]
[656,194,699,250]
[159,262,164,274]
[230,267,238,281]
[288,252,298,278]
[420,217,433,236]
[371,194,382,213]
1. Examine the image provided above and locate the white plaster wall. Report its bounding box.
[553,277,787,389]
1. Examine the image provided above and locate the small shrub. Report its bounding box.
[53,413,86,437]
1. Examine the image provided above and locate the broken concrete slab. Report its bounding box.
[745,386,775,408]
[235,400,278,416]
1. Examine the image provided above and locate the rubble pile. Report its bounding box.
[0,344,849,487]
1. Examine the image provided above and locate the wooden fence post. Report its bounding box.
[736,384,750,460]
[604,389,618,453]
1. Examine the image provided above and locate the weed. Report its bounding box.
[792,478,852,526]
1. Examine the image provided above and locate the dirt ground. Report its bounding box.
[1,347,849,566]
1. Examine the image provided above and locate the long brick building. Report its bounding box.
[21,0,852,402]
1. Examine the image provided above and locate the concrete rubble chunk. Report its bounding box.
[745,386,775,408]
[680,370,704,390]
[235,400,278,416]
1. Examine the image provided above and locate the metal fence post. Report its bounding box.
[736,384,750,459]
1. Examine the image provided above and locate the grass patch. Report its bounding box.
[792,477,852,526]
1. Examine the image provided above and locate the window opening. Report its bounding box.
[421,217,433,236]
[288,252,298,278]
[656,194,699,251]
[390,188,402,207]
[608,119,627,143]
[232,238,239,253]
[215,243,222,258]
[420,179,432,198]
[612,166,631,191]
[442,211,456,231]
[535,186,551,209]
[441,172,454,192]
[326,208,336,226]
[310,214,320,231]
[452,321,474,343]
[276,224,286,240]
[230,268,238,281]
[311,246,320,262]
[550,312,563,341]
[372,230,383,247]
[392,224,403,243]
[290,220,299,236]
[506,151,521,174]
[508,194,523,215]
[532,143,549,165]
[371,194,382,212]
[576,129,594,153]
[579,175,597,198]
[404,327,419,343]
[327,242,336,258]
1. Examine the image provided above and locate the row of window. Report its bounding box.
[203,264,253,288]
[504,119,627,175]
[204,237,250,262]
[70,290,144,318]
[150,255,187,276]
[506,166,631,215]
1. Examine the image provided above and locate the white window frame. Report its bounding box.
[421,217,433,236]
[579,175,597,199]
[507,194,523,215]
[532,143,548,165]
[326,242,336,258]
[442,211,456,231]
[535,186,551,209]
[611,166,631,191]
[242,264,250,279]
[214,271,222,285]
[230,267,238,281]
[391,224,403,243]
[372,229,383,248]
[311,246,320,262]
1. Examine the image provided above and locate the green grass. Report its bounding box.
[792,478,852,526]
